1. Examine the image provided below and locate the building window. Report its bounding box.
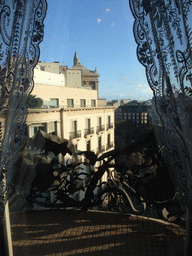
[91,99,96,107]
[97,136,105,154]
[98,136,101,149]
[67,99,74,108]
[80,99,86,107]
[97,117,104,134]
[86,118,91,129]
[107,116,113,130]
[87,140,91,151]
[31,123,47,137]
[98,117,102,127]
[106,133,113,150]
[108,115,111,125]
[90,81,96,90]
[107,133,110,146]
[49,121,56,134]
[50,98,59,108]
[71,120,77,132]
[85,119,94,137]
[70,120,81,139]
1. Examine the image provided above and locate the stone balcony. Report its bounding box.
[10,209,185,256]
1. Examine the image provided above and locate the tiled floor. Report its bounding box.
[10,209,185,256]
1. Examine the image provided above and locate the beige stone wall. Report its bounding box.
[26,107,115,153]
[31,84,98,108]
[34,68,66,86]
[97,99,107,106]
[66,69,84,89]
[37,62,60,74]
[61,107,115,151]
[26,109,60,124]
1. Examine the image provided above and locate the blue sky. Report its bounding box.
[39,0,153,101]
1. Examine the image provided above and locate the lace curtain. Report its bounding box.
[129,0,192,211]
[0,0,47,221]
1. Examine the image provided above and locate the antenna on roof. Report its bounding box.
[51,56,53,62]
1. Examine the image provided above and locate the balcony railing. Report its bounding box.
[69,130,81,140]
[96,145,105,154]
[106,123,113,130]
[96,125,105,134]
[106,142,114,150]
[84,127,94,137]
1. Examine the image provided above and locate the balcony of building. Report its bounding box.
[84,127,94,137]
[96,145,105,154]
[106,142,114,150]
[69,130,81,140]
[106,123,113,130]
[96,125,105,134]
[10,209,185,256]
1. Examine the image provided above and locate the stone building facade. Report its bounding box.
[115,103,151,126]
[26,53,115,183]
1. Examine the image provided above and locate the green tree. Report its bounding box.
[27,94,43,108]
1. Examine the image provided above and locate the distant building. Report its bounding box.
[36,52,99,98]
[115,101,151,126]
[97,99,107,107]
[107,99,133,108]
[69,52,100,97]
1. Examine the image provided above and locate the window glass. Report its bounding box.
[80,99,86,107]
[71,120,77,132]
[107,133,110,145]
[98,117,102,126]
[91,99,96,107]
[87,140,91,151]
[67,99,74,108]
[86,119,91,129]
[98,136,102,149]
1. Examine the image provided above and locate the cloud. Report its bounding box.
[120,93,128,97]
[137,84,153,94]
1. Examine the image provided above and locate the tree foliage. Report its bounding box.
[27,94,43,108]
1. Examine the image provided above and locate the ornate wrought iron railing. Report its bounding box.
[106,123,113,130]
[69,131,81,139]
[106,142,114,150]
[84,128,94,137]
[96,125,105,134]
[96,145,105,154]
[6,129,184,228]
